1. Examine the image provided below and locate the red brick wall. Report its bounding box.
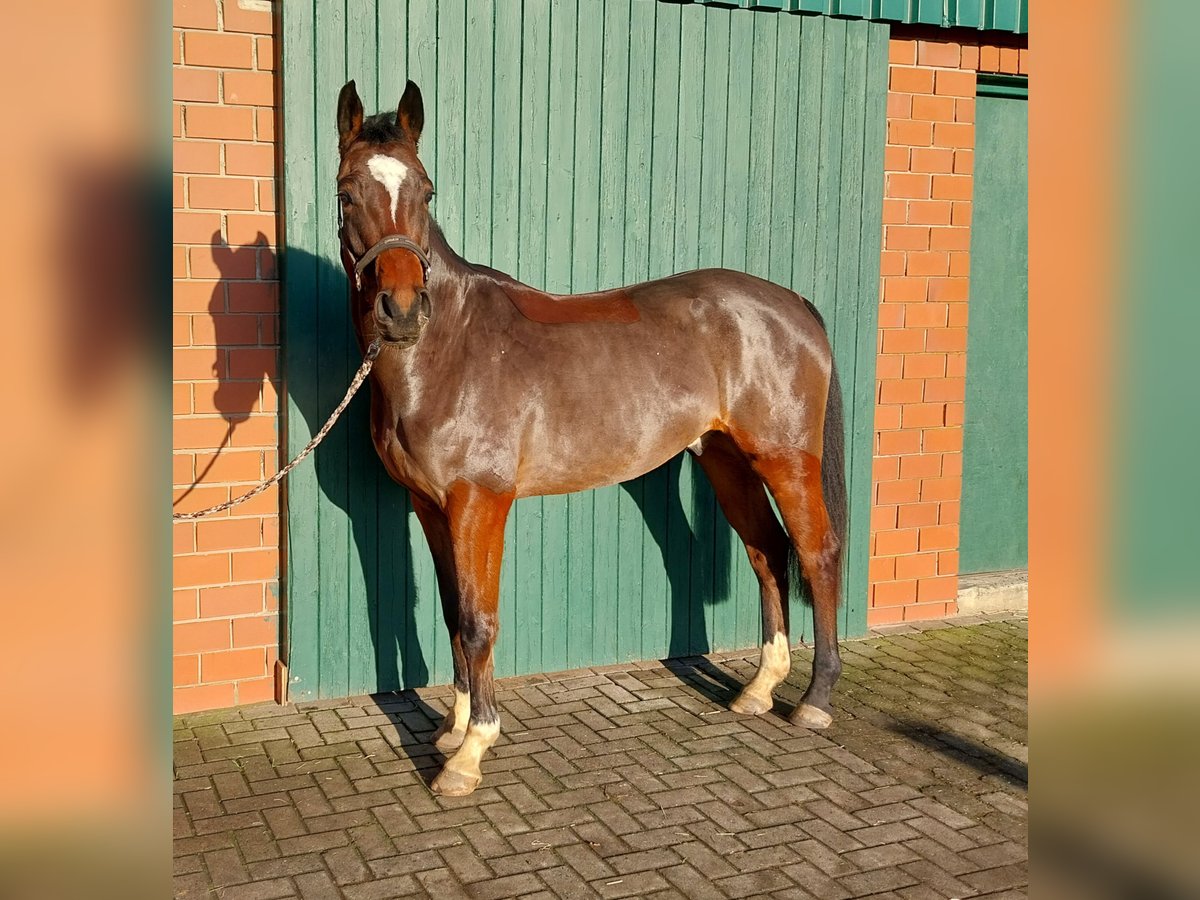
[868,32,1027,625]
[173,0,281,713]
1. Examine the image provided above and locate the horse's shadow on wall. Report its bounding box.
[199,238,741,721]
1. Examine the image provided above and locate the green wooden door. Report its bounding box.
[960,82,1028,575]
[281,0,886,701]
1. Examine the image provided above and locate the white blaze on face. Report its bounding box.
[366,153,410,223]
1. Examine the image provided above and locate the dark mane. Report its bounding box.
[359,112,406,145]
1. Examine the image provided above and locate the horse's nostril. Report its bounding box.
[376,290,400,322]
[417,289,431,318]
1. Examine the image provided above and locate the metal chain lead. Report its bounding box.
[173,340,382,521]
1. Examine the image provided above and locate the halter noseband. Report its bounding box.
[345,233,432,291]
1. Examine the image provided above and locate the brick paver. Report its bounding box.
[175,615,1027,898]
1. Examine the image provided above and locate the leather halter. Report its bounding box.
[345,233,432,291]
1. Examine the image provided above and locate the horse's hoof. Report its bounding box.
[729,690,773,716]
[433,725,466,752]
[431,767,481,797]
[789,703,833,729]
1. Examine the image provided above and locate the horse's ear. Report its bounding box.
[337,80,364,154]
[396,80,424,148]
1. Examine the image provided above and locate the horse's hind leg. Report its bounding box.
[693,435,793,715]
[751,450,843,729]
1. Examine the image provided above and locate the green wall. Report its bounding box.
[281,0,886,701]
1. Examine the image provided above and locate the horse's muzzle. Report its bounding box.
[374,288,431,345]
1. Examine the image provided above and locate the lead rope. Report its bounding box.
[173,339,382,520]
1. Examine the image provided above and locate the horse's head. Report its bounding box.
[336,79,434,346]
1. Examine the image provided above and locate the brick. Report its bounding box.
[903,302,948,328]
[923,427,962,453]
[190,245,257,279]
[899,454,942,480]
[225,142,275,176]
[935,69,975,98]
[881,328,924,354]
[887,92,912,121]
[223,0,274,34]
[175,682,236,714]
[174,68,219,103]
[907,200,952,226]
[868,555,895,583]
[874,404,901,431]
[939,500,960,525]
[237,677,275,705]
[905,601,949,621]
[232,549,279,581]
[175,618,231,653]
[224,70,275,106]
[226,214,276,247]
[933,123,975,150]
[907,251,950,277]
[951,200,972,226]
[174,0,217,30]
[233,615,278,648]
[884,145,909,172]
[880,250,906,276]
[882,199,907,226]
[174,416,235,451]
[186,105,255,140]
[175,554,232,590]
[877,479,919,505]
[889,67,933,94]
[999,46,1020,73]
[918,524,958,551]
[953,149,974,175]
[175,140,222,174]
[256,109,275,142]
[189,176,257,210]
[874,528,919,556]
[937,550,959,575]
[883,277,926,303]
[918,576,957,602]
[889,39,917,66]
[917,40,960,68]
[202,648,267,682]
[886,225,929,251]
[877,429,921,456]
[184,31,254,69]
[921,476,961,502]
[902,403,945,429]
[926,327,967,352]
[904,352,946,380]
[188,449,267,484]
[175,654,200,687]
[944,401,965,426]
[888,119,933,148]
[895,551,938,579]
[928,277,968,302]
[931,226,969,252]
[879,379,923,405]
[924,377,965,402]
[949,250,971,277]
[961,44,980,71]
[228,283,279,313]
[175,211,224,245]
[897,501,939,530]
[874,580,916,607]
[955,97,975,124]
[258,181,276,212]
[911,94,955,123]
[256,36,276,71]
[200,583,264,617]
[931,174,969,200]
[911,147,954,174]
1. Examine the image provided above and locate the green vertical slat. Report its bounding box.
[405,0,441,688]
[492,0,523,678]
[916,0,943,25]
[314,0,349,700]
[376,1,406,106]
[832,20,868,639]
[792,14,824,298]
[592,0,631,668]
[957,0,983,30]
[671,3,708,657]
[846,22,888,636]
[281,0,319,701]
[567,0,604,669]
[463,0,494,264]
[345,0,378,696]
[744,12,776,281]
[515,0,551,673]
[436,0,466,254]
[539,0,577,674]
[695,4,730,654]
[768,12,801,289]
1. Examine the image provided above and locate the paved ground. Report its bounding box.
[174,614,1027,899]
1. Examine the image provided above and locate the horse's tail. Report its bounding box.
[802,299,848,557]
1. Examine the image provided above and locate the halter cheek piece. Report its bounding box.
[339,208,432,291]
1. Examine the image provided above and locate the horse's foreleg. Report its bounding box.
[412,496,470,752]
[429,482,512,798]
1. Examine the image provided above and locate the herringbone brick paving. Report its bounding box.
[175,614,1027,899]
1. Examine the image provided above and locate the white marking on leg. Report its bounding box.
[734,632,791,712]
[443,718,500,778]
[451,689,470,732]
[367,154,409,223]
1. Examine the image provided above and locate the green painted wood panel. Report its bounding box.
[713,0,1028,34]
[960,91,1028,574]
[281,0,886,701]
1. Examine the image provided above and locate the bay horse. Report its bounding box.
[334,80,846,797]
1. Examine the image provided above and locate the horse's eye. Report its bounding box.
[337,191,352,206]
[425,190,435,204]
